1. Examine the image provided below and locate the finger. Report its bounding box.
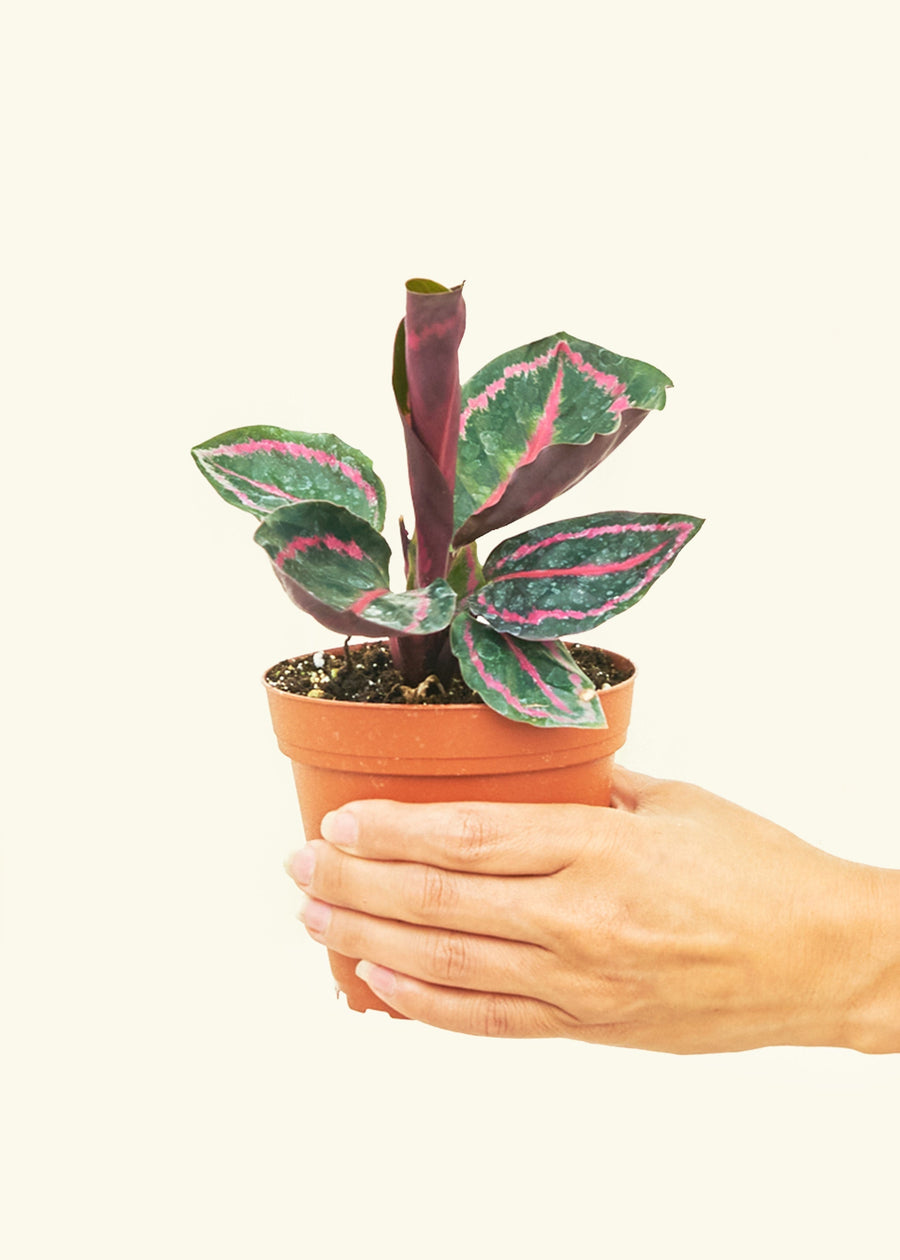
[354,962,574,1039]
[289,841,552,945]
[299,897,556,999]
[320,798,599,874]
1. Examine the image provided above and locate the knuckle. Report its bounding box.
[417,866,458,918]
[479,994,513,1038]
[552,1005,585,1034]
[314,846,346,903]
[327,910,364,959]
[428,931,470,984]
[454,808,498,867]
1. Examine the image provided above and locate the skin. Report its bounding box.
[285,767,900,1053]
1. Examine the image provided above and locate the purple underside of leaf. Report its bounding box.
[273,568,457,638]
[453,409,648,546]
[453,333,671,541]
[253,500,455,636]
[274,569,397,638]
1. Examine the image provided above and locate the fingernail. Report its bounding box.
[356,960,396,998]
[321,809,358,848]
[300,899,332,937]
[287,845,316,887]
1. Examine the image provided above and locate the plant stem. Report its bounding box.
[390,629,453,687]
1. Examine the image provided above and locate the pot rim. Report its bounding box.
[262,640,636,711]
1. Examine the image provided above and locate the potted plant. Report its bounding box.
[192,278,702,1014]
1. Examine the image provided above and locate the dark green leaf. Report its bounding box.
[192,426,386,529]
[473,510,703,639]
[450,614,608,727]
[454,334,671,533]
[253,501,455,635]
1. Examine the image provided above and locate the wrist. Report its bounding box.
[839,865,900,1054]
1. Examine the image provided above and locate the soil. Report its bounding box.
[265,640,633,706]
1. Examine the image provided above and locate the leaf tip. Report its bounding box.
[406,277,451,294]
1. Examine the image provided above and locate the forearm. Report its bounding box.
[841,865,900,1054]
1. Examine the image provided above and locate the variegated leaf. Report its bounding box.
[450,614,607,728]
[192,426,386,529]
[453,407,648,547]
[471,511,703,640]
[454,335,671,538]
[254,501,456,635]
[271,571,399,640]
[354,584,457,636]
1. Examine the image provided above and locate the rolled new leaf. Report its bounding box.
[192,426,386,529]
[471,510,703,640]
[450,614,607,728]
[402,279,466,491]
[393,280,466,585]
[453,335,671,545]
[254,501,456,636]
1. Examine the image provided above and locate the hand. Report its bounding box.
[285,768,900,1053]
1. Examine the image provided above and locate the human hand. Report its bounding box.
[285,768,900,1053]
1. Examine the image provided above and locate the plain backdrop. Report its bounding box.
[3,1,898,1257]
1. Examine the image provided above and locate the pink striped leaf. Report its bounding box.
[449,614,607,728]
[453,407,648,547]
[453,335,671,545]
[471,510,703,640]
[254,502,456,636]
[191,425,386,529]
[269,573,401,640]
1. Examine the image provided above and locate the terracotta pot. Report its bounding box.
[265,645,635,1017]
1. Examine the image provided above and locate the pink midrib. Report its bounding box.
[460,620,554,721]
[275,534,366,566]
[458,338,632,438]
[206,439,379,505]
[475,361,566,514]
[475,521,696,626]
[491,520,691,573]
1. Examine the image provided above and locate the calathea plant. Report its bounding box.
[192,279,702,728]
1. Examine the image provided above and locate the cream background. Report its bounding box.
[3,2,898,1256]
